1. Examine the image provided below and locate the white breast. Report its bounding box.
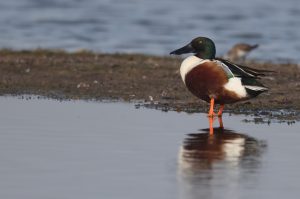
[180,56,210,83]
[237,49,247,57]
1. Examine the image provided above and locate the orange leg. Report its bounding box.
[208,98,216,117]
[209,117,214,135]
[217,104,225,117]
[218,116,224,129]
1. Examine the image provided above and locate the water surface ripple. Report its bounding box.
[0,96,300,199]
[0,0,300,61]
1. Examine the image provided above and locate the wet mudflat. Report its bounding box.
[0,96,300,199]
[1,50,300,121]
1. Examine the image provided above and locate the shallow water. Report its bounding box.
[0,0,300,61]
[0,96,300,199]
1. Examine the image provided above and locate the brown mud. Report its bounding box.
[0,49,299,121]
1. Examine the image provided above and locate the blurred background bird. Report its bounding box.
[225,43,259,62]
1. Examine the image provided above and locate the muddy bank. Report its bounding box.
[0,49,299,120]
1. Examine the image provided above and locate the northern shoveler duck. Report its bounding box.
[170,37,270,117]
[225,43,259,62]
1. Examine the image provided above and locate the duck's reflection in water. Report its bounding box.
[178,117,266,199]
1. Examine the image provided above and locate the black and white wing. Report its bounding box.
[216,58,271,97]
[216,58,274,78]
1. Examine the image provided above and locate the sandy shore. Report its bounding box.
[0,49,299,121]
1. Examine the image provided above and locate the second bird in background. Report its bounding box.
[225,43,259,62]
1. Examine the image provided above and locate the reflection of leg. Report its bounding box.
[217,104,225,117]
[209,117,214,135]
[208,98,215,117]
[218,117,224,129]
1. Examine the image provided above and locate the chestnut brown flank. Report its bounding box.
[184,62,244,104]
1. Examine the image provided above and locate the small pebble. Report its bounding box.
[149,96,153,101]
[77,82,90,88]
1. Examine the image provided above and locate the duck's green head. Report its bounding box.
[170,37,216,59]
